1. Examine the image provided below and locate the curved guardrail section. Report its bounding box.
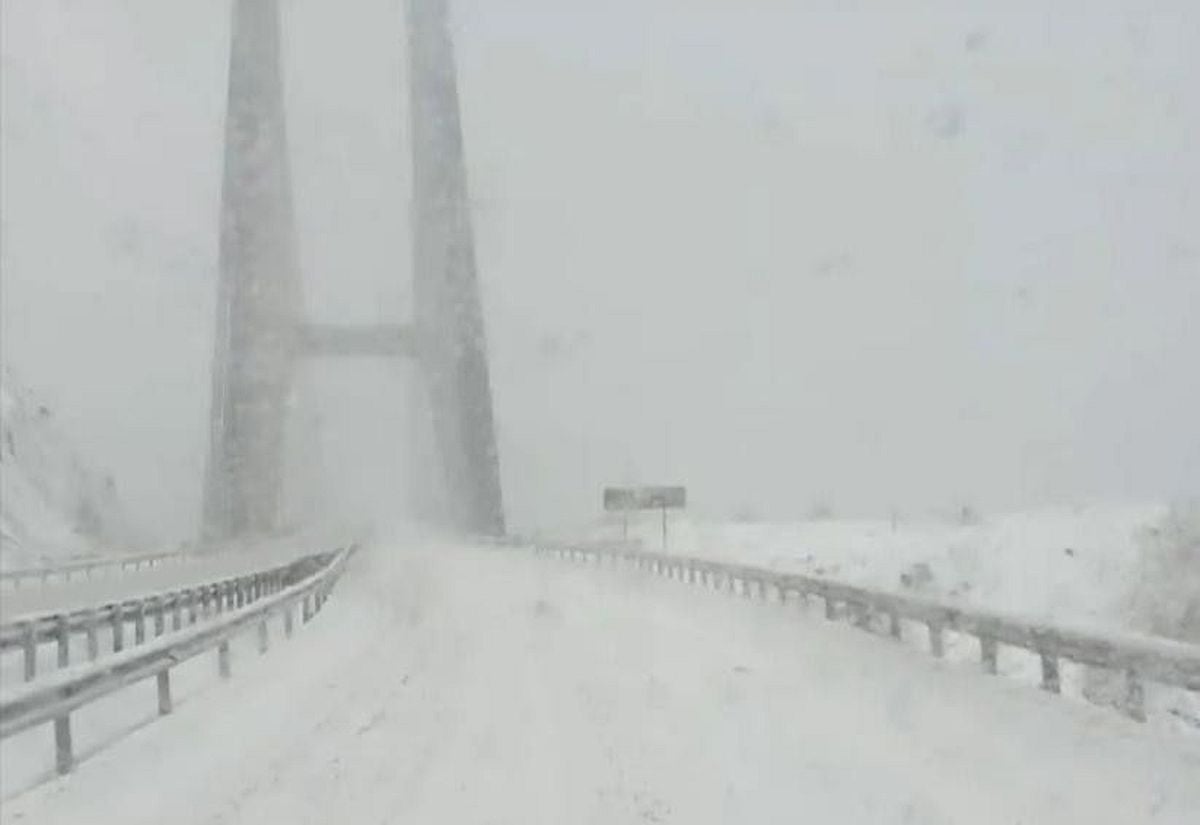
[0,546,355,775]
[0,552,335,682]
[536,543,1200,723]
[0,551,187,589]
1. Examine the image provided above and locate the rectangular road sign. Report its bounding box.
[604,486,687,512]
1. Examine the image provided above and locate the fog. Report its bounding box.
[2,0,1198,542]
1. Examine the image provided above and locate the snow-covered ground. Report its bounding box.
[0,535,337,622]
[3,540,1198,824]
[595,504,1171,637]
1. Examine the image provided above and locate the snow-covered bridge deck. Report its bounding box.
[2,543,1197,824]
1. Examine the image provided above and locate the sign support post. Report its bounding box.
[603,486,687,551]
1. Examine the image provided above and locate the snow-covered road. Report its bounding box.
[0,543,322,621]
[3,542,1198,824]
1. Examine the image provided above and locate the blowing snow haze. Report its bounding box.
[3,2,1200,822]
[2,0,1198,542]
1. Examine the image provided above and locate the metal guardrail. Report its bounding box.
[536,543,1200,723]
[0,546,355,775]
[0,551,187,588]
[0,552,334,682]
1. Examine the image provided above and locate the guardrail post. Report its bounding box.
[172,597,183,632]
[1039,652,1061,693]
[217,641,231,678]
[980,637,998,674]
[134,603,147,645]
[153,598,165,637]
[888,611,902,640]
[54,715,73,775]
[157,670,173,715]
[1124,669,1146,722]
[56,615,70,667]
[824,596,837,620]
[284,604,295,638]
[187,592,198,625]
[257,619,269,653]
[928,622,945,658]
[111,607,125,653]
[86,612,100,661]
[22,622,37,681]
[302,595,313,623]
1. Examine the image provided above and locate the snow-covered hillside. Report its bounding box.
[0,367,142,569]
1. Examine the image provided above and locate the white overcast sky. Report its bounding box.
[2,0,1198,540]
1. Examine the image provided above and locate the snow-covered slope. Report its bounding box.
[0,367,142,570]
